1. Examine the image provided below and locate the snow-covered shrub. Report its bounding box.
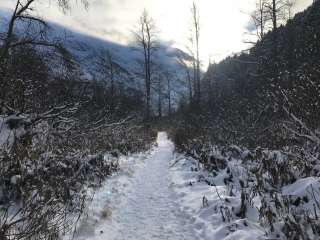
[0,108,155,239]
[173,129,320,239]
[0,17,157,238]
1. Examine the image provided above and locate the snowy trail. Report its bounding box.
[73,132,196,240]
[69,132,315,240]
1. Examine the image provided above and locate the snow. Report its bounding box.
[67,132,271,240]
[0,116,12,148]
[170,155,266,240]
[282,177,320,215]
[70,132,196,240]
[10,175,21,185]
[282,177,320,197]
[0,115,27,150]
[67,132,270,240]
[1,123,317,240]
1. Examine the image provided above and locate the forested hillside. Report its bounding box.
[171,1,320,239]
[187,0,320,147]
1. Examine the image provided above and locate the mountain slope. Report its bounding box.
[0,9,191,108]
[200,0,320,147]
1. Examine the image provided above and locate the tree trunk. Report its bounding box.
[187,69,193,104]
[196,37,201,105]
[272,0,278,63]
[193,61,197,102]
[158,76,162,117]
[167,75,171,116]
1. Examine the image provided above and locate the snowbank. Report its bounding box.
[0,115,27,150]
[170,155,266,240]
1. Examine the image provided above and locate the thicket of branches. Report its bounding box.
[170,1,320,238]
[0,1,156,239]
[175,0,320,148]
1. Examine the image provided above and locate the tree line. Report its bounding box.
[0,1,157,239]
[170,1,320,238]
[133,2,203,119]
[176,0,320,148]
[0,0,206,235]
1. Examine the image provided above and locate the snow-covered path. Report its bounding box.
[73,132,196,240]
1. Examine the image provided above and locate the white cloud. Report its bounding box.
[0,0,313,65]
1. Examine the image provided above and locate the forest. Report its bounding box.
[0,0,320,239]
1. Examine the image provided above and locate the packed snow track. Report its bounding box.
[72,132,196,240]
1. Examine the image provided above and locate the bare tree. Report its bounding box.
[0,0,87,108]
[263,0,295,61]
[249,0,269,41]
[157,73,163,117]
[166,71,172,116]
[0,0,87,62]
[92,49,130,109]
[285,0,296,20]
[133,9,158,120]
[106,51,116,99]
[247,0,295,44]
[177,56,193,104]
[189,1,201,105]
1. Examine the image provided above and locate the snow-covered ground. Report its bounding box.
[70,132,197,240]
[65,132,320,240]
[170,155,266,240]
[0,115,27,150]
